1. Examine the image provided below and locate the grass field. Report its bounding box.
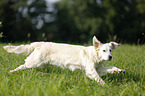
[0,43,145,96]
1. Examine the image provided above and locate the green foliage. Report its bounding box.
[0,43,145,95]
[0,0,145,43]
[54,0,145,43]
[0,0,49,42]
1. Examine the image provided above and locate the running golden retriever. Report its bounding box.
[3,36,125,85]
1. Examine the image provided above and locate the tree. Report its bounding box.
[110,0,145,43]
[53,0,115,43]
[0,0,145,43]
[0,0,49,42]
[53,0,145,43]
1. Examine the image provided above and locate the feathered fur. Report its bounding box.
[3,36,125,85]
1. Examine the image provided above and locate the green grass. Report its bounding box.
[0,43,145,96]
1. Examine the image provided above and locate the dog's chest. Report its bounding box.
[95,61,105,68]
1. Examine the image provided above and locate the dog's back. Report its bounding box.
[32,42,90,70]
[4,42,91,71]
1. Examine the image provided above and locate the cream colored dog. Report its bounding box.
[3,36,125,85]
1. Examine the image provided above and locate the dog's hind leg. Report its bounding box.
[10,61,46,73]
[10,47,49,72]
[10,65,27,72]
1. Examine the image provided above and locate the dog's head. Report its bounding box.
[93,36,120,61]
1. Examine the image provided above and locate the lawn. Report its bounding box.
[0,43,145,96]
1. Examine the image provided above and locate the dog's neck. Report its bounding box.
[89,46,104,65]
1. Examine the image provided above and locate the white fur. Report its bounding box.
[3,36,125,85]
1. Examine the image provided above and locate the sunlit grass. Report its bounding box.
[0,43,145,96]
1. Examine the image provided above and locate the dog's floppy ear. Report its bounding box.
[93,36,101,49]
[110,42,121,49]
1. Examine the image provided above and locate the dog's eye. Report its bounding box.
[103,50,106,52]
[109,50,112,52]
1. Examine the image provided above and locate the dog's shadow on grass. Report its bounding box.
[102,72,144,85]
[35,65,78,76]
[36,66,143,86]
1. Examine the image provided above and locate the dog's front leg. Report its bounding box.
[97,64,125,76]
[105,66,125,74]
[85,64,105,85]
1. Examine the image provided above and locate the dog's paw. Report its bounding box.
[118,69,126,74]
[10,70,15,72]
[97,79,106,86]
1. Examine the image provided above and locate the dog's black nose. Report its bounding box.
[109,55,112,60]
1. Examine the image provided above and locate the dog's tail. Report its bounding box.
[3,42,44,56]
